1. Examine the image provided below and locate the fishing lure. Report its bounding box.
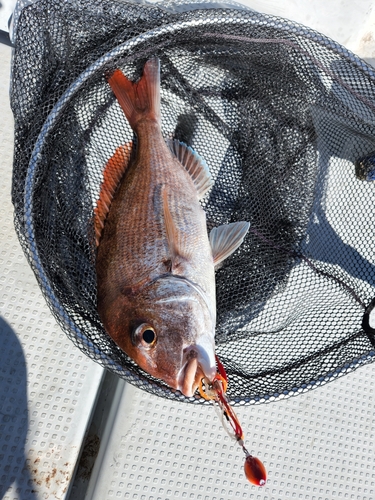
[198,356,267,486]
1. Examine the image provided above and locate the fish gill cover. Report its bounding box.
[10,0,375,404]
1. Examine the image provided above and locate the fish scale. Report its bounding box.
[99,124,211,291]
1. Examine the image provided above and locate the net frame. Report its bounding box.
[10,0,375,405]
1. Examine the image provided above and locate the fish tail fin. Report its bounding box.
[107,57,160,130]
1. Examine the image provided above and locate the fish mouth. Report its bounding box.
[178,357,201,397]
[177,340,217,397]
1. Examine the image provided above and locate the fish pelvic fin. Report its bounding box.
[210,221,250,266]
[162,188,192,269]
[94,141,133,246]
[107,57,161,130]
[167,139,213,199]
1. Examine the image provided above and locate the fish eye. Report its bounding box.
[134,324,157,348]
[142,328,156,344]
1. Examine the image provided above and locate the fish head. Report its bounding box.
[101,277,217,397]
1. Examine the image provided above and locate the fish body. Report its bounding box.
[96,58,249,397]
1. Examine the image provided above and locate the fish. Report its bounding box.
[95,57,250,397]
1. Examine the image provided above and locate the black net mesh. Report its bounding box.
[10,0,375,405]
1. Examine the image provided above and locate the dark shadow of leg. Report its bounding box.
[0,317,37,499]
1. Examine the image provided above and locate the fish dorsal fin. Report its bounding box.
[210,221,250,266]
[94,142,133,246]
[167,139,213,199]
[162,188,191,269]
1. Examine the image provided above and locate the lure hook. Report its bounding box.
[198,356,267,487]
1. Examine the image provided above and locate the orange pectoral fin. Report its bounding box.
[162,187,193,268]
[94,141,133,246]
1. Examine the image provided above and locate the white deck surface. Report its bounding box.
[0,41,104,500]
[1,1,375,499]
